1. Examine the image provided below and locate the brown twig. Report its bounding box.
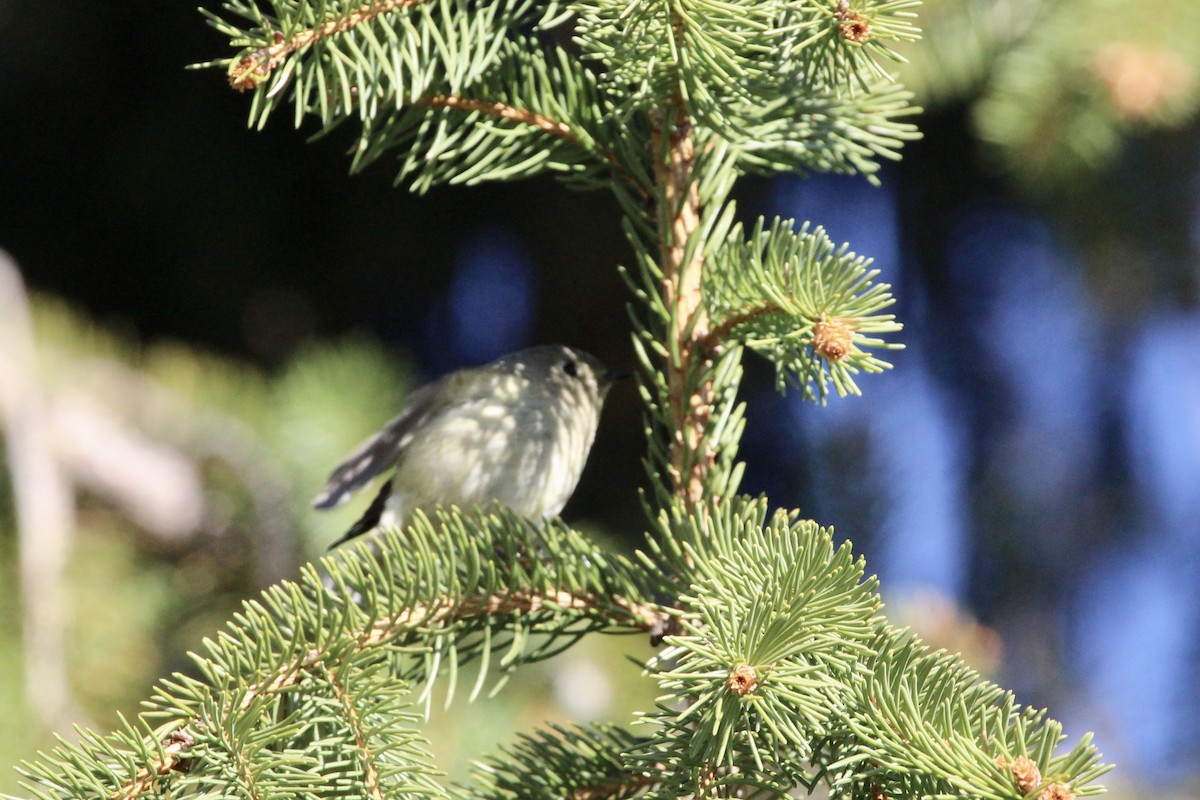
[229,0,426,90]
[423,95,580,143]
[324,664,385,800]
[701,302,782,352]
[111,730,194,800]
[418,95,647,199]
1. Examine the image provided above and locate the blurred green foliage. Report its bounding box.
[895,0,1200,192]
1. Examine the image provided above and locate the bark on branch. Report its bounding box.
[653,105,714,508]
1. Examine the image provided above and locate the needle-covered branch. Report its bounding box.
[826,627,1112,799]
[704,217,904,401]
[631,498,1110,799]
[221,0,431,92]
[17,508,668,799]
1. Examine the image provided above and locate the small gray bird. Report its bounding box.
[313,345,617,548]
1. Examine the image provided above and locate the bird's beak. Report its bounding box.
[601,369,633,386]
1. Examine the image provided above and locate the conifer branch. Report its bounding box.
[653,103,715,509]
[215,723,261,798]
[228,0,426,90]
[107,575,667,800]
[701,301,780,351]
[414,95,646,198]
[631,0,718,510]
[110,730,194,800]
[703,218,902,399]
[324,664,386,800]
[239,588,663,713]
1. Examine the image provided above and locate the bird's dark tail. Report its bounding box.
[328,480,392,550]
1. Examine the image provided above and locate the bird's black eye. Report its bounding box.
[562,359,579,377]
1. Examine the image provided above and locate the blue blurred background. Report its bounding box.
[1,0,1198,794]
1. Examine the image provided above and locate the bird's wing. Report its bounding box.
[311,376,451,509]
[326,479,393,549]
